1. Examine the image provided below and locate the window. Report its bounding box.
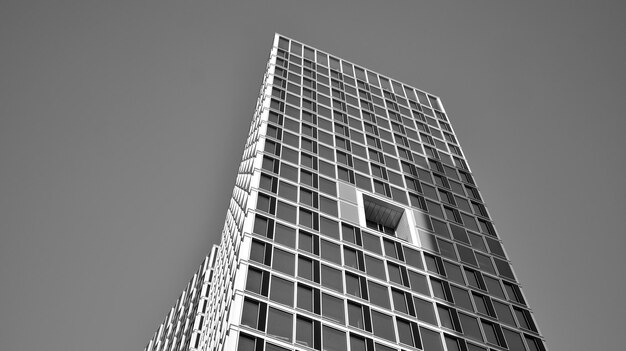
[319,216,339,239]
[458,313,482,342]
[403,247,423,270]
[246,267,264,295]
[276,201,297,223]
[437,305,456,330]
[361,231,382,254]
[274,223,296,249]
[443,261,465,285]
[322,293,345,323]
[413,297,437,325]
[397,318,418,347]
[322,326,346,351]
[253,215,270,237]
[493,300,516,326]
[364,255,386,280]
[391,289,409,314]
[343,247,360,269]
[472,293,492,316]
[267,307,293,342]
[345,272,364,298]
[514,307,537,331]
[298,230,315,253]
[408,270,429,296]
[387,262,406,286]
[270,276,294,306]
[237,332,258,351]
[297,284,314,312]
[420,327,444,351]
[450,286,473,312]
[481,320,502,346]
[241,298,261,329]
[371,311,395,342]
[321,239,341,265]
[297,256,314,281]
[368,281,390,309]
[503,328,526,351]
[272,248,294,276]
[321,265,343,293]
[250,239,270,265]
[484,275,505,299]
[296,317,314,348]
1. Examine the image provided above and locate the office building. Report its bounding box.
[145,33,547,351]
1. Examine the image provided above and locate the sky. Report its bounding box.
[1,1,625,350]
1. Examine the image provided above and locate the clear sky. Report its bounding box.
[1,1,625,350]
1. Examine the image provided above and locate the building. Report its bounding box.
[145,33,547,351]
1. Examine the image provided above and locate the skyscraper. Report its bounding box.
[145,33,547,351]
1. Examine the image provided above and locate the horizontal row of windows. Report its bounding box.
[276,37,444,115]
[246,262,536,334]
[239,292,544,351]
[260,152,495,239]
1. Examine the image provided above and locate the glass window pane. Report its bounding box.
[267,307,293,342]
[270,276,294,306]
[272,248,295,276]
[414,297,437,325]
[238,333,256,351]
[365,255,386,280]
[408,271,430,296]
[481,321,499,345]
[321,265,343,293]
[459,313,483,342]
[275,223,296,248]
[245,267,263,294]
[297,285,313,312]
[444,261,465,285]
[320,216,340,239]
[484,275,506,299]
[371,310,396,342]
[323,326,346,351]
[503,328,526,350]
[392,290,408,314]
[362,231,382,254]
[450,286,473,312]
[241,299,259,328]
[345,272,362,298]
[322,293,345,323]
[420,327,444,351]
[348,302,365,329]
[437,305,454,330]
[493,300,516,326]
[368,281,390,309]
[321,239,342,265]
[296,317,314,347]
[397,319,414,346]
[350,335,367,351]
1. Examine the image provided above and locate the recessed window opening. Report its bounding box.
[362,195,412,243]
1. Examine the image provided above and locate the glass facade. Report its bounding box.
[145,34,546,351]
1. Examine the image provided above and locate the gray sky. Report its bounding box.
[1,1,625,350]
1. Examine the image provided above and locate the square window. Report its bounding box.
[371,311,395,342]
[270,276,294,306]
[368,281,390,309]
[272,248,295,276]
[322,326,346,351]
[321,265,343,293]
[267,307,293,342]
[322,293,345,323]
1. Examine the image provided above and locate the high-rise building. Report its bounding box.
[145,33,547,351]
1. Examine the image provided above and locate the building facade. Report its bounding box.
[145,34,547,351]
